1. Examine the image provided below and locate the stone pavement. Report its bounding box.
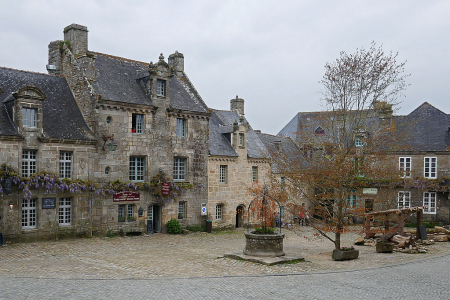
[1,225,450,280]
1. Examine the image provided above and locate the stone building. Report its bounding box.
[0,24,210,242]
[208,97,271,229]
[278,102,450,224]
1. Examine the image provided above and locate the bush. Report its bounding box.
[186,224,206,232]
[254,225,275,234]
[404,221,438,228]
[167,218,183,234]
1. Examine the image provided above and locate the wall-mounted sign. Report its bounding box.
[161,183,170,196]
[113,192,140,202]
[3,177,12,195]
[42,198,56,209]
[363,188,378,195]
[201,203,207,216]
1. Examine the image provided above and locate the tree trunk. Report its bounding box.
[335,231,341,249]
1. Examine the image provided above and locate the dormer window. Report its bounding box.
[315,126,324,135]
[22,108,37,127]
[355,136,365,147]
[274,141,282,151]
[156,79,165,96]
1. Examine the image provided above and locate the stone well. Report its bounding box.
[243,232,285,257]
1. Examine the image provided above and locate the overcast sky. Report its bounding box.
[1,0,449,135]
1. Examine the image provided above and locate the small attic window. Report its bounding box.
[274,141,282,151]
[156,79,165,96]
[315,126,325,135]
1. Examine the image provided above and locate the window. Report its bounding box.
[347,193,357,208]
[239,133,245,146]
[304,146,313,159]
[157,79,165,96]
[399,157,411,177]
[129,157,145,181]
[59,152,72,179]
[398,191,411,209]
[315,126,324,135]
[106,116,112,124]
[118,205,125,221]
[132,114,143,133]
[355,136,365,147]
[355,157,364,177]
[22,199,37,229]
[219,165,228,184]
[176,118,186,137]
[424,157,437,179]
[59,197,72,225]
[178,201,186,219]
[173,158,187,181]
[22,150,37,177]
[22,108,37,127]
[127,205,134,220]
[216,204,222,220]
[252,166,258,182]
[423,192,436,214]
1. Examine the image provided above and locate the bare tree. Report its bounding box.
[276,43,409,250]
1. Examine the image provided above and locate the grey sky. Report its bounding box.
[1,0,449,135]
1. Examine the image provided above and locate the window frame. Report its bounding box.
[424,157,437,179]
[398,191,411,209]
[219,165,228,184]
[59,151,72,179]
[22,107,37,128]
[176,118,186,137]
[252,166,258,183]
[59,197,72,225]
[178,201,186,219]
[215,204,223,220]
[129,156,145,182]
[355,135,365,147]
[399,157,411,178]
[22,150,37,177]
[156,79,166,96]
[173,157,187,182]
[118,204,126,222]
[127,205,135,220]
[423,192,436,214]
[132,113,143,134]
[239,133,245,147]
[22,198,37,229]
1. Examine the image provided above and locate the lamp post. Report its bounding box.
[102,134,118,151]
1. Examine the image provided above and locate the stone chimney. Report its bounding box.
[230,95,244,116]
[47,40,64,75]
[168,51,184,73]
[63,24,88,55]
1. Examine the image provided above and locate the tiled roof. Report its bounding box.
[209,110,267,158]
[0,67,95,140]
[169,73,209,113]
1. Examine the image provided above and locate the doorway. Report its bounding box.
[147,205,161,233]
[236,205,245,228]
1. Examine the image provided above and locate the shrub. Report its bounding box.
[186,224,206,232]
[254,225,275,234]
[167,218,183,234]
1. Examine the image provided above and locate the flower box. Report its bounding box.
[332,249,359,261]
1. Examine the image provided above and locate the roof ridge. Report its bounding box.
[0,66,64,78]
[90,51,148,66]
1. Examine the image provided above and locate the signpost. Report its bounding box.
[113,192,140,202]
[42,198,56,209]
[201,203,207,216]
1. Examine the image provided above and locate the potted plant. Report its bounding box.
[332,246,359,261]
[118,216,125,222]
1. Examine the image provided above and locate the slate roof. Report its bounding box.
[0,67,95,141]
[395,102,450,152]
[257,132,306,172]
[90,52,209,113]
[209,110,267,158]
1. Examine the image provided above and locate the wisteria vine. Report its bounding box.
[0,163,193,202]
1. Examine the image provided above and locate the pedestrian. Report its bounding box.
[305,210,310,226]
[300,211,305,226]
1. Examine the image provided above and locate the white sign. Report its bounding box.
[201,203,207,216]
[363,188,378,195]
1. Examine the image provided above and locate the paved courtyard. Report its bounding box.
[1,225,449,279]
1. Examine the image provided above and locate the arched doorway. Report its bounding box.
[147,205,161,233]
[236,205,245,228]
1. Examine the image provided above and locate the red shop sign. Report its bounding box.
[113,191,140,202]
[162,182,171,196]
